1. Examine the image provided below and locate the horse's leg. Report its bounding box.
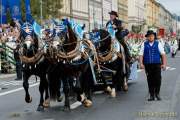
[37,76,46,111]
[57,79,63,102]
[116,63,128,92]
[62,77,71,111]
[71,75,85,102]
[111,72,117,98]
[43,77,50,109]
[121,63,129,92]
[118,44,129,92]
[74,64,93,108]
[23,71,32,103]
[100,72,111,93]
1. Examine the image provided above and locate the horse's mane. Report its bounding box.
[62,25,78,52]
[98,29,112,54]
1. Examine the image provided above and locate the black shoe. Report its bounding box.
[148,96,155,101]
[155,94,162,101]
[14,78,22,81]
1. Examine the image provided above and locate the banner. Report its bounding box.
[0,0,8,24]
[33,21,42,38]
[21,22,33,36]
[107,22,116,39]
[25,0,32,22]
[69,19,84,40]
[8,0,22,20]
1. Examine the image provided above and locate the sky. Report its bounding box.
[157,0,180,15]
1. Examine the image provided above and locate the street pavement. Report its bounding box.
[0,53,180,120]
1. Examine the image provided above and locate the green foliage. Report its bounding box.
[30,0,63,21]
[132,25,142,34]
[6,0,64,23]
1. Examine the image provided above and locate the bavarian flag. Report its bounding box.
[33,21,42,38]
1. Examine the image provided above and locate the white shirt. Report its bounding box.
[158,38,165,48]
[139,40,165,56]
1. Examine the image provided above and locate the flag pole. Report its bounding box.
[0,0,2,25]
[40,0,42,25]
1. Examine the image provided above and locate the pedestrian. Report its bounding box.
[139,30,167,101]
[14,40,22,80]
[178,38,180,50]
[157,35,165,49]
[170,36,178,58]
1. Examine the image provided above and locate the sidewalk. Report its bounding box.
[0,73,16,80]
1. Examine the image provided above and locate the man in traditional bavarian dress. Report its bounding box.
[106,11,131,63]
[139,30,167,101]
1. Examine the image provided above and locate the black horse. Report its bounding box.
[47,21,95,111]
[91,29,128,97]
[18,23,50,111]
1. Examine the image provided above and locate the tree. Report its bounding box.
[30,0,63,21]
[20,0,63,22]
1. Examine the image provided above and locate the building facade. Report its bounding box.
[128,0,146,30]
[57,0,178,34]
[89,0,103,30]
[118,0,128,27]
[102,0,112,26]
[146,0,160,28]
[60,0,89,31]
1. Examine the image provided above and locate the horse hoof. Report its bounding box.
[105,86,112,93]
[37,106,44,112]
[63,106,71,112]
[110,89,116,98]
[43,99,50,108]
[25,96,32,103]
[123,85,128,92]
[83,99,92,108]
[57,96,63,102]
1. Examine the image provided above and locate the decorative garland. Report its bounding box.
[20,50,44,64]
[98,40,122,63]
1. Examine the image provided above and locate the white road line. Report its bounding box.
[137,69,143,73]
[70,101,82,109]
[166,66,171,70]
[0,82,83,110]
[94,91,104,94]
[43,119,54,120]
[169,68,176,71]
[0,83,39,97]
[0,80,39,86]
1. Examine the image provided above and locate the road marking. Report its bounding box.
[166,66,170,70]
[94,91,104,94]
[169,68,176,71]
[70,101,82,109]
[0,83,82,110]
[135,66,176,73]
[0,83,39,97]
[137,69,143,73]
[43,119,54,120]
[0,80,39,86]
